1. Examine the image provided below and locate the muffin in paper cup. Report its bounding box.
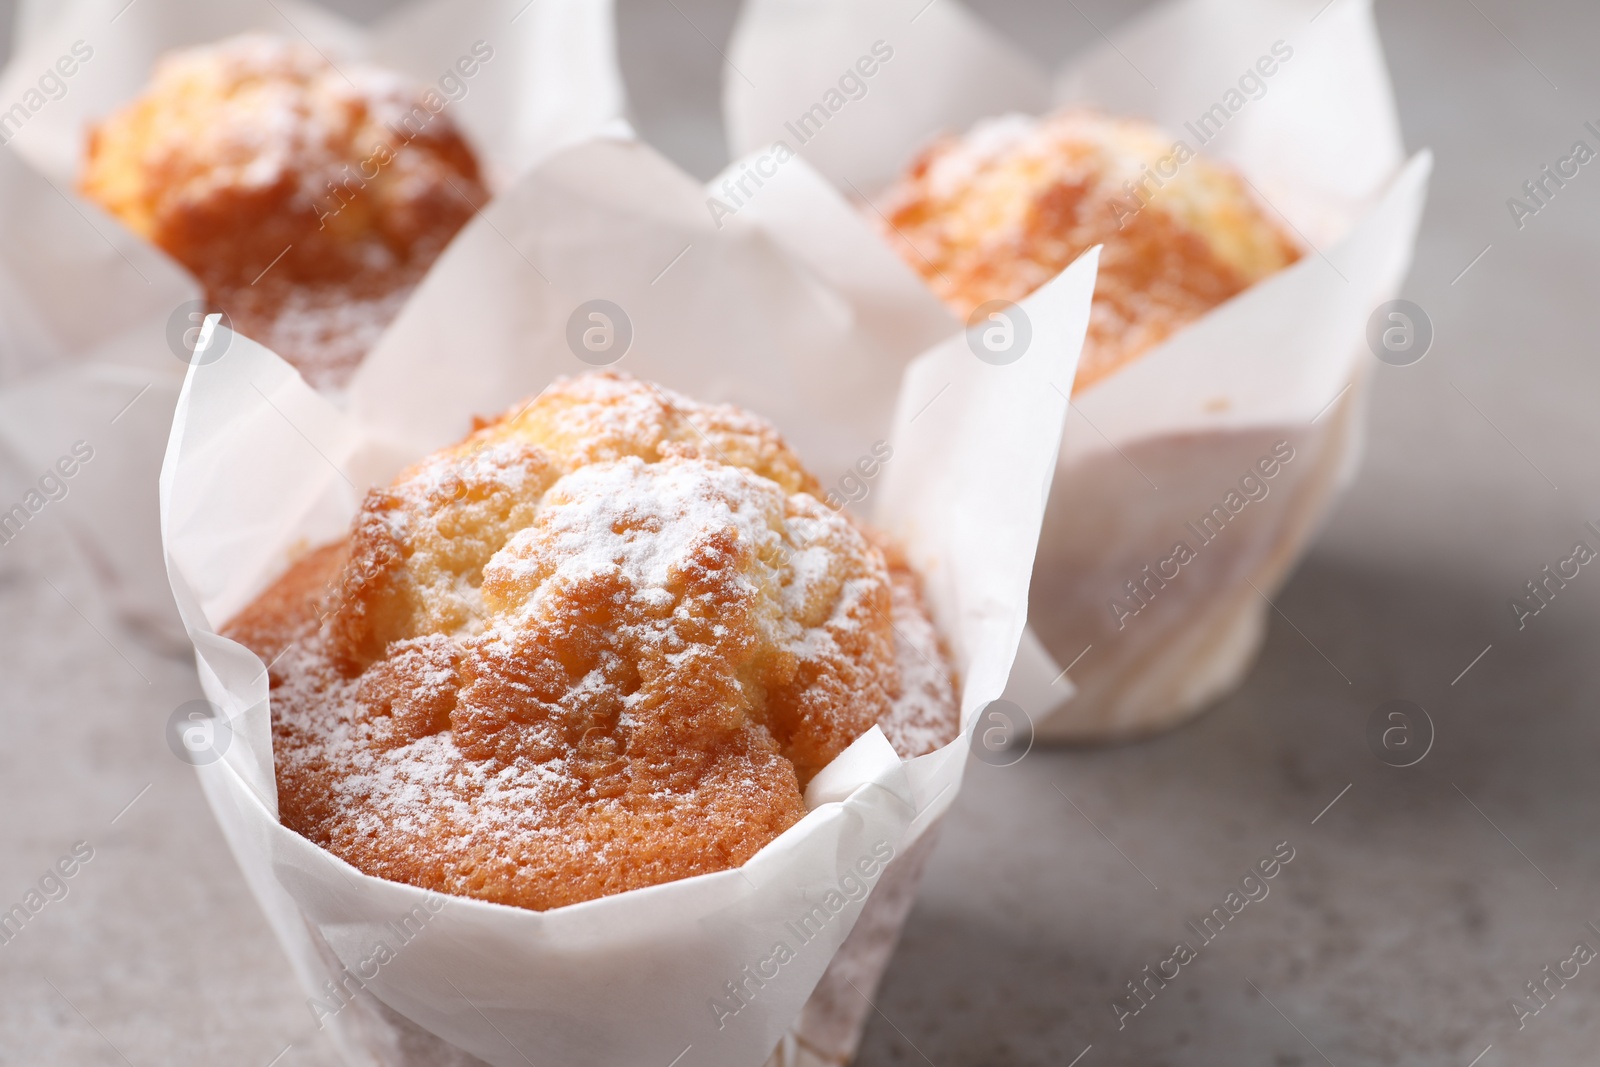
[722,0,1432,739]
[159,126,1097,1064]
[0,0,624,640]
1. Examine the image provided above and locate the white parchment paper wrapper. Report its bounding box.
[159,124,1098,1063]
[723,0,1432,739]
[0,0,624,642]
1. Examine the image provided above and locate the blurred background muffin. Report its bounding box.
[79,33,487,388]
[877,109,1302,392]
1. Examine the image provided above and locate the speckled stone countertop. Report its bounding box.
[3,1,1598,1064]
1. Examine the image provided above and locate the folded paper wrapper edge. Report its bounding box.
[156,244,1096,1064]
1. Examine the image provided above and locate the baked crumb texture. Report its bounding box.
[877,109,1302,392]
[225,373,958,911]
[80,33,487,389]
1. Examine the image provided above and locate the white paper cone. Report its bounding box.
[159,127,1098,1064]
[766,821,944,1066]
[0,0,626,642]
[0,136,193,635]
[724,0,1432,740]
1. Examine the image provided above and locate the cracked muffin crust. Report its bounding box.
[226,372,958,911]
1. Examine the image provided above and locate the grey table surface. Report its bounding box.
[3,0,1599,1064]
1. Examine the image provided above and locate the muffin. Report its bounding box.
[79,34,487,389]
[225,372,958,912]
[877,109,1302,392]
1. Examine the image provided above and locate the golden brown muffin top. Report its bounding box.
[877,109,1302,393]
[227,372,957,911]
[80,33,487,388]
